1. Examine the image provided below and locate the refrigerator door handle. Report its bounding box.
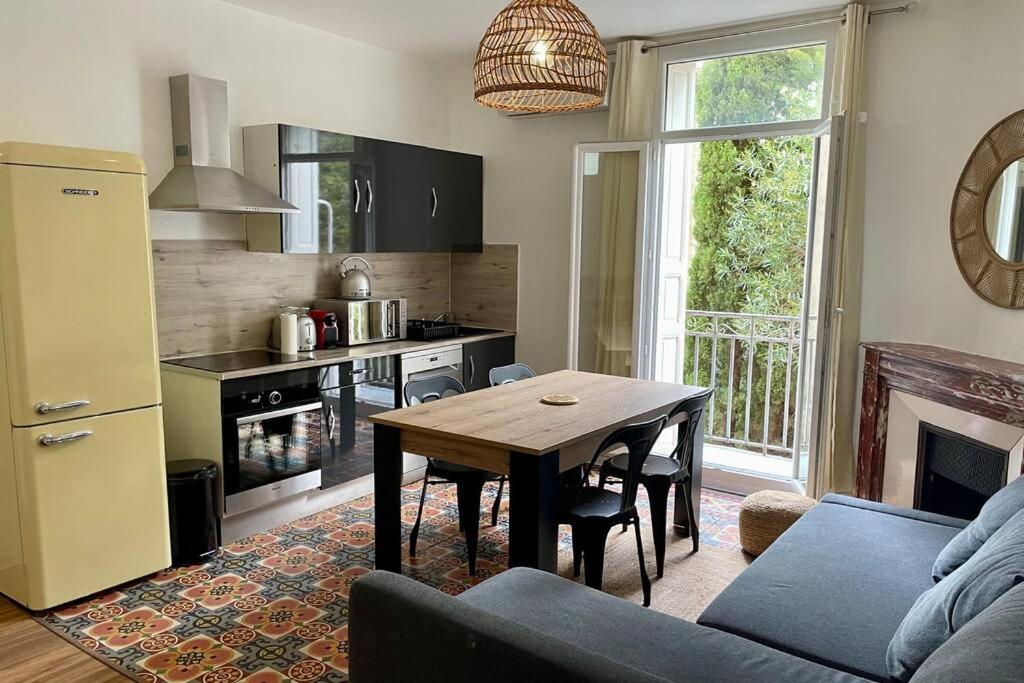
[35,400,91,415]
[38,430,93,447]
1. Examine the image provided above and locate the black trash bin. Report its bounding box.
[166,459,220,565]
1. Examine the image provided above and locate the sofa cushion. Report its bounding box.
[932,475,1024,581]
[697,495,963,681]
[459,567,865,683]
[820,493,970,529]
[886,508,1024,681]
[909,582,1024,683]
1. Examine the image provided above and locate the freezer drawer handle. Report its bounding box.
[38,430,93,447]
[35,400,90,415]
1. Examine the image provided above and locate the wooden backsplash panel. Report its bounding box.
[451,244,518,332]
[152,241,450,357]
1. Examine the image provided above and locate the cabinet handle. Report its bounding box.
[327,405,336,440]
[353,179,361,213]
[469,355,475,385]
[35,400,90,415]
[38,430,93,447]
[366,179,374,214]
[431,187,438,218]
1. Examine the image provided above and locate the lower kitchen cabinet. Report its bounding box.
[463,336,516,392]
[319,358,397,490]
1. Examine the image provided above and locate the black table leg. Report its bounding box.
[508,450,560,572]
[373,424,403,573]
[674,413,704,536]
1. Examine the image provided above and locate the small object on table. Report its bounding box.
[540,394,579,406]
[739,490,816,557]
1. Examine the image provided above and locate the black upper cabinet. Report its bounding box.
[365,140,431,253]
[430,150,483,253]
[243,124,482,254]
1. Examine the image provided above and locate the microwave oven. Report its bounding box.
[312,298,407,346]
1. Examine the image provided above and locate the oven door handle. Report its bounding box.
[236,402,323,426]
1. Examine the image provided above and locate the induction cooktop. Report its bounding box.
[162,349,313,374]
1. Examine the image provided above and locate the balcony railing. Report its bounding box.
[683,310,809,459]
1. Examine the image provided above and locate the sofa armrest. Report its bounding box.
[349,570,667,683]
[821,494,970,529]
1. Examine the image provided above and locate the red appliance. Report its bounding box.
[308,309,339,350]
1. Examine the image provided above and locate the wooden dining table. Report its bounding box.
[370,369,709,573]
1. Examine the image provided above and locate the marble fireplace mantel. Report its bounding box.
[856,342,1024,501]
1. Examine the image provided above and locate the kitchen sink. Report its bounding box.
[457,326,503,336]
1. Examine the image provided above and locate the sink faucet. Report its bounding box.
[433,312,452,323]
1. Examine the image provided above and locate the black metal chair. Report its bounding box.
[488,362,536,386]
[405,375,504,576]
[561,415,667,607]
[598,388,713,578]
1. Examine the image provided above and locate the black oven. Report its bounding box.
[221,368,323,517]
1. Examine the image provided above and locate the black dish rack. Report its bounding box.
[406,319,460,341]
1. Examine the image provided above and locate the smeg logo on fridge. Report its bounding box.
[62,188,100,197]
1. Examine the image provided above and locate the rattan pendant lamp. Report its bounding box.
[474,0,608,113]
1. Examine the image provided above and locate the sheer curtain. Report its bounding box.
[594,40,657,376]
[818,2,869,495]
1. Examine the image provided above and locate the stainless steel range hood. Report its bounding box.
[149,74,299,214]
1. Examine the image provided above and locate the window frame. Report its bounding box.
[654,23,838,145]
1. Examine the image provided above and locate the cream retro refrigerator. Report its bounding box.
[0,142,171,610]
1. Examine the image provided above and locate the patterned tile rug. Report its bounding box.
[34,484,743,683]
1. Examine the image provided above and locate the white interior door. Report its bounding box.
[567,142,651,376]
[794,114,846,493]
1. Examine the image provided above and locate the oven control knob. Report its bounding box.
[268,391,283,406]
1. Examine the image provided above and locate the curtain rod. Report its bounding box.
[605,4,912,55]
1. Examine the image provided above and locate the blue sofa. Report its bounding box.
[349,493,1020,682]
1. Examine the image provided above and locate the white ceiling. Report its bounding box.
[221,0,844,62]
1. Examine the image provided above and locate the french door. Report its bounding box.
[567,142,651,375]
[794,114,846,495]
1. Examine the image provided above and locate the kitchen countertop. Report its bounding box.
[160,330,516,381]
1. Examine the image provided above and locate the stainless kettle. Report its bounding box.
[339,256,373,299]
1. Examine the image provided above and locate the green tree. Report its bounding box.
[684,46,822,451]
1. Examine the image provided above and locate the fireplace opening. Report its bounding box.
[915,423,1009,520]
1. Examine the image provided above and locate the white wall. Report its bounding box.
[447,66,608,372]
[861,0,1024,362]
[0,0,452,240]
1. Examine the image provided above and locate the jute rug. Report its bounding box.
[557,518,751,623]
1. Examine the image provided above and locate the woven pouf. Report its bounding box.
[739,490,817,557]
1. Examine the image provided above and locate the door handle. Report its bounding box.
[35,400,90,415]
[327,405,336,440]
[366,179,374,214]
[431,187,438,218]
[38,430,93,447]
[353,179,361,213]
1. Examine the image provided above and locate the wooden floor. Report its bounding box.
[0,596,129,682]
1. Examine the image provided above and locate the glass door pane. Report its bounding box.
[794,114,846,490]
[654,135,814,474]
[569,145,648,377]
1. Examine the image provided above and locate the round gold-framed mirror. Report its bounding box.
[951,108,1024,308]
